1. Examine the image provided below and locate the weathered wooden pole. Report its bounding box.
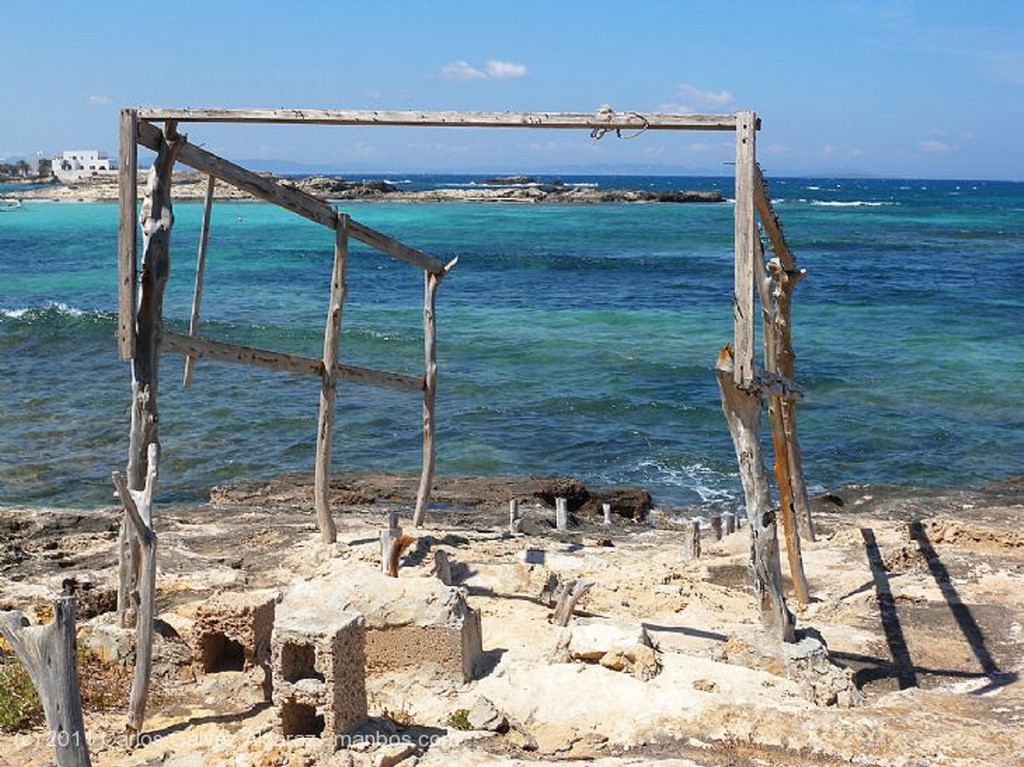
[684,519,701,560]
[380,511,402,574]
[413,269,441,527]
[722,511,737,535]
[111,444,158,747]
[552,578,596,627]
[754,165,815,543]
[555,497,569,531]
[183,174,215,389]
[715,345,795,641]
[0,598,91,767]
[118,122,180,629]
[602,502,613,526]
[509,499,522,533]
[710,514,723,542]
[313,213,349,544]
[732,110,757,388]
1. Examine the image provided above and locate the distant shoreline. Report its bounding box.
[6,173,725,204]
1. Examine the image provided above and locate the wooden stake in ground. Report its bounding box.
[754,165,815,543]
[0,597,91,767]
[112,442,159,747]
[118,123,180,628]
[715,344,795,642]
[413,269,440,527]
[313,214,349,544]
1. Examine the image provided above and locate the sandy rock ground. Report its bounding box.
[1,475,1022,766]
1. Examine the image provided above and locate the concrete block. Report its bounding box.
[272,606,367,747]
[191,589,278,697]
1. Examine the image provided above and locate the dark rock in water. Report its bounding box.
[483,175,537,185]
[581,486,653,522]
[654,190,725,203]
[532,477,591,512]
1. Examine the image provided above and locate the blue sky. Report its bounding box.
[3,1,1023,179]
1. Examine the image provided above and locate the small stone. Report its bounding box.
[693,678,718,692]
[374,742,417,767]
[466,695,508,732]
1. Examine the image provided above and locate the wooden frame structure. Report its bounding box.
[113,106,815,739]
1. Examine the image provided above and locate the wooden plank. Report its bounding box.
[183,175,215,388]
[136,119,336,229]
[313,215,349,543]
[117,109,138,360]
[136,107,740,131]
[732,111,757,387]
[162,331,422,390]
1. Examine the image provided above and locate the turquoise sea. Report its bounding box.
[1,175,1022,510]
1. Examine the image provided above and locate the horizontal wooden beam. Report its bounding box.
[163,331,423,391]
[137,120,446,273]
[135,108,741,131]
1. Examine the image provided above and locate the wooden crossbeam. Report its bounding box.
[135,107,741,131]
[162,331,423,391]
[136,120,446,274]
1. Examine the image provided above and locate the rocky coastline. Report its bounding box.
[8,173,725,204]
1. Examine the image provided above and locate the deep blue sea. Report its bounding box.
[1,175,1022,510]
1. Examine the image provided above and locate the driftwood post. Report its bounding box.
[602,503,612,525]
[413,269,440,527]
[313,214,349,544]
[722,511,736,535]
[183,174,215,388]
[754,165,815,543]
[0,598,91,767]
[555,497,569,531]
[111,446,158,746]
[380,511,402,575]
[684,519,701,560]
[509,499,522,533]
[715,345,795,641]
[118,123,180,629]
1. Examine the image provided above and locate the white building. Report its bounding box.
[52,150,117,182]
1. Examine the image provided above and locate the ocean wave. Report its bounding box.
[636,458,738,507]
[1,301,100,320]
[809,200,897,207]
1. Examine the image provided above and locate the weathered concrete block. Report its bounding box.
[285,569,484,682]
[272,605,367,747]
[191,589,278,697]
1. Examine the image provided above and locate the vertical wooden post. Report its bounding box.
[555,497,569,531]
[183,174,215,389]
[112,444,158,746]
[755,166,815,542]
[722,511,736,535]
[732,110,757,387]
[0,598,91,767]
[380,512,402,574]
[715,345,795,642]
[119,123,180,628]
[413,269,440,527]
[710,515,723,542]
[684,519,701,560]
[117,109,138,361]
[314,214,348,544]
[602,503,612,526]
[509,499,522,533]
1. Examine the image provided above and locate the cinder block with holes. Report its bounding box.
[271,608,367,747]
[191,589,278,698]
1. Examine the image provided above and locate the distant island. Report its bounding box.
[9,172,726,204]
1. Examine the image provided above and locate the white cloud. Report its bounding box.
[441,59,527,81]
[484,60,527,79]
[658,83,735,114]
[918,140,954,154]
[88,95,111,106]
